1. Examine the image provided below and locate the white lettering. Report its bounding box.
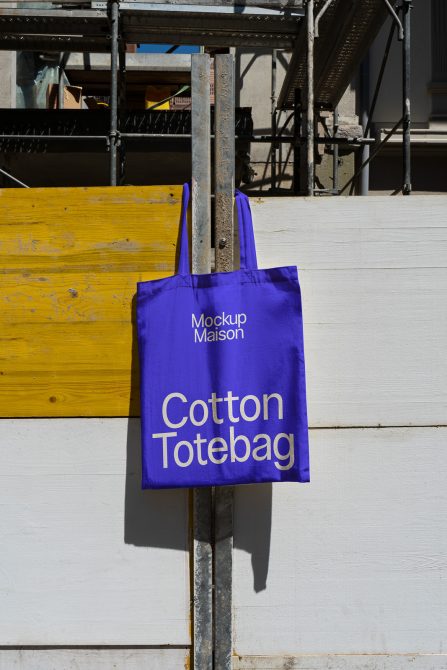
[192,313,205,328]
[194,328,207,343]
[229,426,250,462]
[152,431,177,468]
[263,393,284,420]
[194,433,208,465]
[190,399,209,427]
[208,393,224,424]
[208,437,228,464]
[252,433,272,461]
[240,394,261,422]
[273,433,295,471]
[162,393,187,429]
[224,391,240,423]
[174,440,194,468]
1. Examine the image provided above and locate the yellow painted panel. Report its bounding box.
[0,185,182,417]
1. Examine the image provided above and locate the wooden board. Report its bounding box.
[0,185,181,417]
[0,418,190,645]
[233,426,447,655]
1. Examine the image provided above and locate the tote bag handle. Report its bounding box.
[177,182,258,275]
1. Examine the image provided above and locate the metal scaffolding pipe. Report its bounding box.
[118,39,126,185]
[382,0,404,39]
[402,0,411,195]
[213,55,235,670]
[332,106,339,193]
[340,117,403,195]
[293,89,302,194]
[271,48,277,192]
[109,0,119,186]
[191,52,213,670]
[314,0,334,37]
[0,134,375,144]
[0,166,29,188]
[306,0,314,196]
[360,56,370,195]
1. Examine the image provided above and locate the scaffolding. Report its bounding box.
[0,0,411,193]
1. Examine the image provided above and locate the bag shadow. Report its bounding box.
[124,294,188,550]
[233,482,272,593]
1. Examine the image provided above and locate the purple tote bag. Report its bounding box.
[137,183,309,488]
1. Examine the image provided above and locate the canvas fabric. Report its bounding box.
[137,183,309,488]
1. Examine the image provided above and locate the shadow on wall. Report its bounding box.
[124,289,187,550]
[123,218,272,591]
[234,483,272,593]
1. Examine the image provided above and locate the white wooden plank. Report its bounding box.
[0,649,189,670]
[0,418,190,646]
[251,196,447,427]
[233,655,447,669]
[234,427,447,655]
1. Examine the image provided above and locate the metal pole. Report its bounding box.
[192,53,212,274]
[58,52,65,110]
[340,117,403,195]
[214,52,235,670]
[359,55,370,195]
[0,166,29,188]
[215,54,235,274]
[314,0,334,37]
[271,49,277,193]
[191,52,213,670]
[0,134,375,144]
[306,0,314,196]
[293,88,302,195]
[332,106,339,193]
[109,0,119,186]
[382,0,404,39]
[402,0,411,195]
[118,39,126,185]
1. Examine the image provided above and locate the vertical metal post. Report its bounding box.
[118,40,126,185]
[271,49,277,193]
[58,53,65,110]
[359,56,370,195]
[191,52,213,670]
[332,105,339,193]
[306,0,314,196]
[214,52,235,670]
[109,0,119,186]
[192,53,212,273]
[293,88,302,195]
[402,0,411,195]
[215,54,235,274]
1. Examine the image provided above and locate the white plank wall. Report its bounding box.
[0,419,190,646]
[233,655,447,669]
[233,196,447,665]
[251,195,447,428]
[234,427,447,654]
[0,649,189,670]
[1,195,446,668]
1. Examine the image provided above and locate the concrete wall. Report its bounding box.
[1,194,446,668]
